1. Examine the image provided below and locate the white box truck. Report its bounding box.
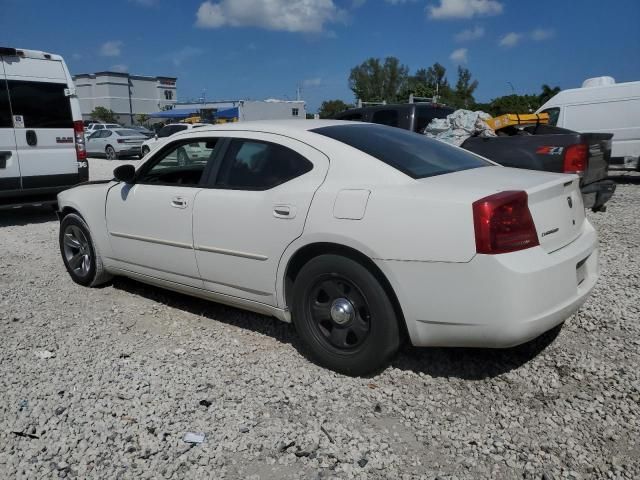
[537,76,640,171]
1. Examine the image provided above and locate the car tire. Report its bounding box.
[292,254,400,376]
[105,145,117,160]
[141,146,150,157]
[59,213,112,287]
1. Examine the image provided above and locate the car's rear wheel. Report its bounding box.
[105,145,117,160]
[141,146,150,157]
[59,213,111,287]
[292,254,400,376]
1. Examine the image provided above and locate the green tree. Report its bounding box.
[397,63,453,103]
[136,113,150,125]
[349,57,409,103]
[91,106,117,123]
[451,66,478,109]
[482,94,541,116]
[538,84,561,106]
[318,99,352,119]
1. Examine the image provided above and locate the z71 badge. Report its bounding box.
[536,146,564,155]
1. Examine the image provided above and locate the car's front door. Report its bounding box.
[85,131,103,155]
[193,133,329,306]
[105,139,220,287]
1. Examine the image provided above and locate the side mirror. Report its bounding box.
[114,164,136,183]
[154,134,158,140]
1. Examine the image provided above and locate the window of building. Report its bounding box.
[292,108,299,117]
[164,90,173,100]
[216,139,313,190]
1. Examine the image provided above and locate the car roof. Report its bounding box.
[178,119,353,135]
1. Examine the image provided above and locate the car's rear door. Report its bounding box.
[192,133,329,306]
[3,53,78,190]
[105,138,220,287]
[0,57,20,193]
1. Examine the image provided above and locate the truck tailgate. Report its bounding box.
[580,133,612,185]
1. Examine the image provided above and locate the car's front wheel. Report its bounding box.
[292,254,400,376]
[59,213,111,287]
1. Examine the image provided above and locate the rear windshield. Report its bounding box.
[312,123,490,179]
[115,129,140,136]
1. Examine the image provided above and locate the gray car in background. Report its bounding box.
[86,129,147,159]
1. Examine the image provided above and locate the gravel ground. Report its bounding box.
[0,159,638,479]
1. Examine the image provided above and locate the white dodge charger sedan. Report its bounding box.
[57,120,598,375]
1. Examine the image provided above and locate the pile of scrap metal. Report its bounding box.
[424,110,549,146]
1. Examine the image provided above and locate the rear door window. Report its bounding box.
[6,80,73,128]
[312,123,490,179]
[0,80,11,127]
[215,139,313,190]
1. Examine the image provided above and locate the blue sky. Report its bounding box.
[2,0,639,112]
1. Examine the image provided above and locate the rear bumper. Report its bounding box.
[378,220,598,348]
[116,146,142,156]
[581,179,616,211]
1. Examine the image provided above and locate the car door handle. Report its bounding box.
[274,205,296,219]
[171,196,188,209]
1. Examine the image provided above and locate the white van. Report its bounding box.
[0,46,88,209]
[537,77,640,170]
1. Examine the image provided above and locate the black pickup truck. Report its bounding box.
[334,104,616,211]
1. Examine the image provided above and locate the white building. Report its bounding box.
[73,71,177,125]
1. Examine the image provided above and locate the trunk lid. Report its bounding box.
[418,165,585,253]
[526,176,584,253]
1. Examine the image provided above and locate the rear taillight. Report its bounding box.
[473,191,539,254]
[73,121,87,160]
[563,144,588,174]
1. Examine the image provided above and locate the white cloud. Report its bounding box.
[428,0,503,19]
[100,41,123,57]
[499,32,521,47]
[531,28,554,41]
[167,46,205,67]
[385,0,416,4]
[111,64,128,73]
[303,77,322,87]
[455,25,484,42]
[71,53,82,60]
[195,0,343,33]
[450,47,468,64]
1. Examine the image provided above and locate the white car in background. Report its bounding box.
[57,121,599,375]
[86,128,147,159]
[141,123,207,157]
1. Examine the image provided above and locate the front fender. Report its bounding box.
[57,182,114,260]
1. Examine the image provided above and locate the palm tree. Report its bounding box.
[539,84,561,105]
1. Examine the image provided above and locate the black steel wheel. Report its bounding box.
[292,254,400,376]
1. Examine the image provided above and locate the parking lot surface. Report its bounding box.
[0,158,638,479]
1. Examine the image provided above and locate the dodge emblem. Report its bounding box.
[567,196,573,208]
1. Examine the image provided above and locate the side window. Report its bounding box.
[137,139,218,186]
[216,139,313,190]
[6,80,73,128]
[541,107,560,126]
[103,130,113,138]
[416,107,452,133]
[371,109,399,127]
[336,112,362,121]
[95,125,104,130]
[0,81,11,127]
